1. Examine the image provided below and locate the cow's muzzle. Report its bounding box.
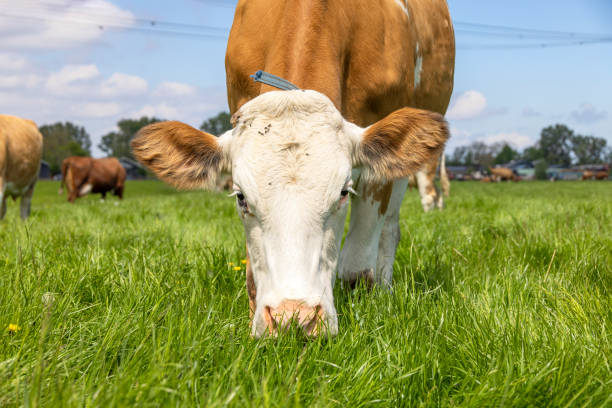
[262,299,325,336]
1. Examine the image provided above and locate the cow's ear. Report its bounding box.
[348,107,449,180]
[131,121,232,189]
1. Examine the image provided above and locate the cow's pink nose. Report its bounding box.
[263,300,324,336]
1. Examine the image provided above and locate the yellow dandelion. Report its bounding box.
[241,259,247,264]
[228,262,234,267]
[7,323,21,333]
[233,266,242,271]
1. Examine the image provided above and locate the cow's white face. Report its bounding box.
[132,90,448,337]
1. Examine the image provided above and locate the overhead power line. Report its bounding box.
[1,2,611,50]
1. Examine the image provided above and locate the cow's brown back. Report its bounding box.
[62,156,126,201]
[0,114,43,195]
[226,0,455,125]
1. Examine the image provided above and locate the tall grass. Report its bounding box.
[1,180,610,407]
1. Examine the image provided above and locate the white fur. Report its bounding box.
[394,0,410,18]
[414,42,422,89]
[225,91,358,336]
[79,183,92,196]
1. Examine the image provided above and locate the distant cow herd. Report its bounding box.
[1,113,610,222]
[1,114,126,220]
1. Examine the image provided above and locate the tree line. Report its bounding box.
[39,112,232,175]
[447,124,611,170]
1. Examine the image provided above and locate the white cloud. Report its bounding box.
[0,52,28,71]
[479,132,534,149]
[154,81,197,97]
[0,0,135,49]
[132,103,180,119]
[99,73,148,97]
[446,90,487,120]
[46,64,100,93]
[73,102,122,118]
[0,73,41,89]
[571,103,607,123]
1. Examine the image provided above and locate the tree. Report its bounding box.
[539,124,573,166]
[571,135,607,165]
[494,143,518,165]
[534,160,549,180]
[200,111,231,136]
[39,122,92,174]
[449,142,503,169]
[521,146,543,162]
[98,116,161,159]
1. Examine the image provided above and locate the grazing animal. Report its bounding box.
[0,115,43,220]
[489,167,520,182]
[133,0,454,337]
[59,157,126,202]
[582,170,609,180]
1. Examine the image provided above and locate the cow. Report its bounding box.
[489,167,520,182]
[59,157,126,203]
[0,114,43,220]
[132,0,454,337]
[582,169,609,180]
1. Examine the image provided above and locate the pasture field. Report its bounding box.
[1,180,610,407]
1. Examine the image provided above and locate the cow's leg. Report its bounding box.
[114,185,124,200]
[338,178,408,288]
[19,183,35,220]
[0,180,6,220]
[415,158,442,212]
[374,182,407,287]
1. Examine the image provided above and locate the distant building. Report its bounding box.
[39,160,51,179]
[118,157,146,180]
[447,166,470,180]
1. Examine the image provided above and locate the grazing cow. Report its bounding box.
[0,115,43,220]
[133,0,454,337]
[489,167,520,182]
[582,169,609,180]
[59,157,126,202]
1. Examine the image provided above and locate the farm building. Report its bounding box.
[39,160,51,179]
[118,157,147,180]
[447,166,470,180]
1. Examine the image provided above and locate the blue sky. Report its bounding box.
[0,0,610,156]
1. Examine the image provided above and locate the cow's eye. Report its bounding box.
[340,187,357,198]
[237,192,247,207]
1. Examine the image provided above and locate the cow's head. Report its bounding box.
[132,90,448,337]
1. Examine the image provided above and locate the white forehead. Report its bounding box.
[230,90,353,204]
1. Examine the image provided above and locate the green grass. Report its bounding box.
[1,180,610,407]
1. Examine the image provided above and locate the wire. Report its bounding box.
[1,2,611,50]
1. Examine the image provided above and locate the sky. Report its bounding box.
[0,0,611,157]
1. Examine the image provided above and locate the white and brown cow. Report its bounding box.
[0,115,43,220]
[132,0,454,337]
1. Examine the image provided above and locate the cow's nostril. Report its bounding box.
[263,300,324,336]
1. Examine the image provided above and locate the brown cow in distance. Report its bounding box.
[489,167,520,182]
[0,114,43,220]
[582,169,609,180]
[59,157,126,202]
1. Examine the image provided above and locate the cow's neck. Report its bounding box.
[261,1,347,110]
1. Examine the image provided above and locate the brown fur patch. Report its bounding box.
[60,156,126,202]
[363,181,394,216]
[358,107,449,181]
[0,115,43,194]
[131,121,223,189]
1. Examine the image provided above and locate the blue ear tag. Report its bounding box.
[250,70,300,90]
